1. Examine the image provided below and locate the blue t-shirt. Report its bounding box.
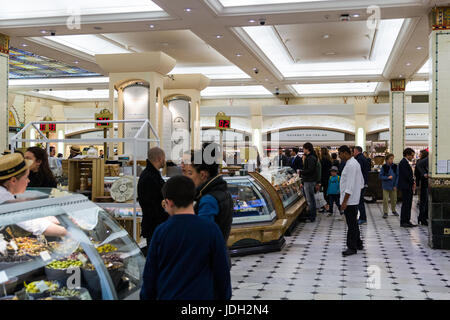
[327,175,340,195]
[140,214,231,300]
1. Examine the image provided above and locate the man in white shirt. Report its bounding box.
[338,145,365,256]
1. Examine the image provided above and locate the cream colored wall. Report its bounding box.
[366,114,429,133]
[262,115,355,133]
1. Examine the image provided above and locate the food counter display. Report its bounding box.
[225,168,306,256]
[0,189,145,300]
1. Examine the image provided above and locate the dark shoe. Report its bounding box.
[358,219,367,225]
[383,213,388,219]
[342,249,357,256]
[357,245,364,250]
[392,212,399,216]
[419,220,428,226]
[407,223,418,227]
[401,223,411,228]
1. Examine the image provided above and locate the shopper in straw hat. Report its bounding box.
[0,153,67,237]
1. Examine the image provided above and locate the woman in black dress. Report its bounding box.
[24,146,57,188]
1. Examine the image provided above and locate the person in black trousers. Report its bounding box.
[416,150,429,226]
[398,148,417,228]
[290,147,303,172]
[353,146,370,225]
[138,147,168,255]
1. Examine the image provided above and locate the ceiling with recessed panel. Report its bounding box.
[274,21,376,63]
[1,0,446,100]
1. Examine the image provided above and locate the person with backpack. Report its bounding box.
[300,142,318,222]
[379,153,399,219]
[327,166,342,218]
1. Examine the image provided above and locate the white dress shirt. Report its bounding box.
[340,157,365,206]
[0,186,51,235]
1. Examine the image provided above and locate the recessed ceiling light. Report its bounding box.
[265,78,269,81]
[215,35,223,39]
[249,19,256,23]
[325,51,336,55]
[21,43,28,47]
[349,80,355,83]
[351,14,360,18]
[322,34,330,39]
[406,62,411,66]
[40,30,47,34]
[184,8,192,12]
[149,24,155,28]
[236,53,242,57]
[161,42,169,46]
[399,74,403,78]
[74,61,79,64]
[416,46,423,50]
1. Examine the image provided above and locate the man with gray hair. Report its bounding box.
[138,147,167,254]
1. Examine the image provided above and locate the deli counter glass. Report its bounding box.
[0,189,145,300]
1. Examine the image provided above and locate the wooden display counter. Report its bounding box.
[228,171,306,256]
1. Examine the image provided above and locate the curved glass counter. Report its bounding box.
[0,188,145,300]
[224,176,276,225]
[259,167,302,209]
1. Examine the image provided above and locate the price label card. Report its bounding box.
[77,253,88,265]
[35,280,49,293]
[40,250,51,261]
[0,271,9,284]
[9,240,18,251]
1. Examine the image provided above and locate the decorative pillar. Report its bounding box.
[389,79,406,162]
[428,7,450,249]
[250,105,263,159]
[0,34,9,151]
[95,52,176,160]
[354,99,368,151]
[163,74,210,157]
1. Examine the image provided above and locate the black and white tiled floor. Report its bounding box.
[230,200,450,300]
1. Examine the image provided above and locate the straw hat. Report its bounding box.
[0,153,33,180]
[70,145,81,153]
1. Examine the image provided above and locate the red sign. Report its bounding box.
[96,117,110,127]
[39,123,56,132]
[218,119,230,129]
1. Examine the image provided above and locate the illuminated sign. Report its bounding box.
[95,109,113,128]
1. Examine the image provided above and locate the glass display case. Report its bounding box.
[0,188,145,300]
[224,176,276,225]
[259,167,302,208]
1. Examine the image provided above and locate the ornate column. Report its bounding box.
[0,34,9,151]
[428,7,450,249]
[354,99,368,151]
[95,52,176,159]
[389,79,406,162]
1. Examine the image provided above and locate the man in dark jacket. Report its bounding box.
[415,150,429,226]
[290,147,303,172]
[398,148,417,228]
[138,147,168,254]
[353,146,370,225]
[300,142,318,222]
[277,148,289,167]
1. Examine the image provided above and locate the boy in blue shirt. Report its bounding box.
[379,153,399,219]
[327,166,342,217]
[140,175,231,300]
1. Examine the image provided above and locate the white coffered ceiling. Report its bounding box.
[2,0,447,99]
